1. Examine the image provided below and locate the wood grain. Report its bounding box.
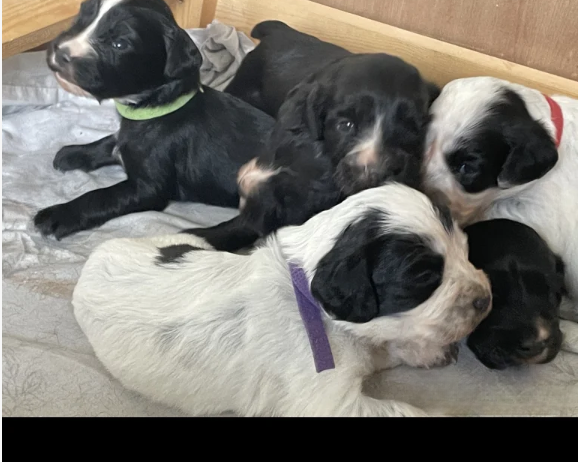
[172,0,205,29]
[1,0,198,59]
[2,0,82,58]
[312,0,578,81]
[213,0,578,98]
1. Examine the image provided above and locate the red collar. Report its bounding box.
[542,94,564,148]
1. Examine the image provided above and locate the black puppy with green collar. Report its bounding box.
[35,0,273,240]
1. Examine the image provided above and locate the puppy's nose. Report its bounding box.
[516,341,546,358]
[55,46,72,65]
[472,296,491,312]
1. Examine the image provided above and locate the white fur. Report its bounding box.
[57,0,125,60]
[424,77,578,321]
[73,183,490,417]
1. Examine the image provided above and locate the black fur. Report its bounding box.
[465,219,564,370]
[186,52,437,251]
[225,20,351,117]
[446,89,558,193]
[156,244,200,265]
[34,0,274,239]
[311,210,445,323]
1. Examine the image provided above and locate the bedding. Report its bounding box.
[2,21,577,417]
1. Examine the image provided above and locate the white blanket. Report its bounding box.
[3,22,577,417]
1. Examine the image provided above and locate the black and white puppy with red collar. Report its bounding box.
[185,51,440,251]
[34,0,274,240]
[423,77,578,324]
[73,184,491,417]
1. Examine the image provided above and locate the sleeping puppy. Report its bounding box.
[34,0,274,239]
[225,20,351,117]
[465,219,564,370]
[73,184,492,417]
[423,76,578,321]
[185,52,439,251]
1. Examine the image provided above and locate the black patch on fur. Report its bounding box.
[156,244,200,264]
[311,210,444,323]
[446,89,558,193]
[465,219,564,369]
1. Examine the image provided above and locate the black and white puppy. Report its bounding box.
[186,52,440,251]
[465,219,565,370]
[73,184,491,417]
[225,20,351,117]
[34,0,274,239]
[423,76,578,322]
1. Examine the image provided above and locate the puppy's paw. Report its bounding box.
[34,204,81,239]
[53,146,92,172]
[420,342,459,369]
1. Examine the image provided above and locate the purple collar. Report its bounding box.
[289,263,335,373]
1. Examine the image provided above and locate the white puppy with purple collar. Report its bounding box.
[423,77,578,331]
[72,183,491,417]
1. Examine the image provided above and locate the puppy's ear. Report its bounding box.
[163,26,202,80]
[280,82,327,140]
[311,240,379,323]
[497,120,558,188]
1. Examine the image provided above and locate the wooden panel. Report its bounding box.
[312,0,578,81]
[172,0,205,29]
[2,0,82,58]
[1,0,201,60]
[213,0,578,98]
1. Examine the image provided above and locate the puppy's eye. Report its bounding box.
[336,120,356,133]
[111,39,129,50]
[459,163,475,175]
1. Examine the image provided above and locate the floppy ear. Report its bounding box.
[163,25,202,80]
[311,245,379,323]
[280,81,327,140]
[497,120,558,188]
[311,217,382,323]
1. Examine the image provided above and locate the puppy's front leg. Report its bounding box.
[388,340,459,369]
[182,215,261,252]
[34,180,169,239]
[53,134,120,173]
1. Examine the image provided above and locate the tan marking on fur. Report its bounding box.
[55,73,94,98]
[237,158,278,197]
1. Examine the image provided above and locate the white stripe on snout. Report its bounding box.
[347,117,383,167]
[59,0,126,58]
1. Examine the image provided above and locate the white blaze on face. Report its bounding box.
[58,0,126,59]
[347,117,382,168]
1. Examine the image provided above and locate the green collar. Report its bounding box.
[114,88,200,121]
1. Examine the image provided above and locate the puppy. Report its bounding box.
[465,219,564,370]
[185,52,440,251]
[225,20,351,116]
[34,0,274,239]
[423,76,578,320]
[73,183,491,417]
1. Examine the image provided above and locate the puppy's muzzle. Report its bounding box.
[518,323,563,365]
